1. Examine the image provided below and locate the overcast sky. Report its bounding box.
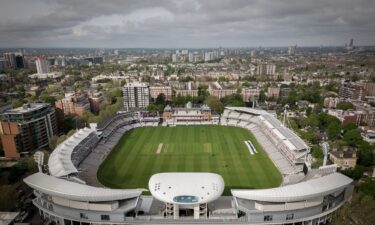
[0,0,374,48]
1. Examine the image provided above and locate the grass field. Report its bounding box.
[97,125,282,194]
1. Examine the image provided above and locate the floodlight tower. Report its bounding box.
[283,104,289,126]
[320,141,330,166]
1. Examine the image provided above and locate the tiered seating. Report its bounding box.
[220,108,306,176]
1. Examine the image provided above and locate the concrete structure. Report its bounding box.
[149,173,224,219]
[35,56,50,74]
[123,82,150,109]
[0,103,57,158]
[232,173,353,224]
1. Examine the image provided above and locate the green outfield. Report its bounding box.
[97,125,282,194]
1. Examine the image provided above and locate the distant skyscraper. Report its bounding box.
[4,53,16,68]
[123,82,150,110]
[35,56,50,74]
[188,53,194,62]
[288,45,297,55]
[15,55,25,68]
[349,39,354,47]
[256,63,276,76]
[172,54,177,62]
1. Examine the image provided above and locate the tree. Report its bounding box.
[341,165,364,180]
[0,185,17,211]
[336,102,355,110]
[198,84,209,98]
[40,95,56,105]
[8,158,29,183]
[204,96,224,114]
[311,145,324,159]
[306,107,313,117]
[327,122,341,140]
[221,94,245,107]
[156,93,166,106]
[342,123,357,134]
[343,129,363,147]
[48,136,59,150]
[258,90,267,103]
[358,178,375,198]
[357,141,374,167]
[12,99,24,108]
[63,116,75,133]
[147,104,160,112]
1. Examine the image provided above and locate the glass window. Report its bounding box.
[264,215,273,221]
[101,215,110,221]
[286,213,294,220]
[80,213,88,219]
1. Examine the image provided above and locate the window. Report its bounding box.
[264,215,273,221]
[286,213,294,220]
[101,215,110,221]
[80,213,88,219]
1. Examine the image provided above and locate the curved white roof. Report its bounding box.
[149,173,224,205]
[231,173,352,202]
[24,173,145,202]
[48,127,95,177]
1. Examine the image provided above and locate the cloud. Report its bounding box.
[0,0,374,47]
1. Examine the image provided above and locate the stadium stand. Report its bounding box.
[221,107,307,177]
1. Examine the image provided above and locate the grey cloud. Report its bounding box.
[0,0,374,47]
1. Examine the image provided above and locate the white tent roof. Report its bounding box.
[48,127,95,177]
[225,107,267,115]
[24,172,145,202]
[231,173,352,202]
[149,173,224,205]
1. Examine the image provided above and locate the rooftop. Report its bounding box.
[232,173,352,202]
[24,172,145,202]
[3,103,48,114]
[149,173,224,205]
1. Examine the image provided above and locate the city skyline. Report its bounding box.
[0,0,374,48]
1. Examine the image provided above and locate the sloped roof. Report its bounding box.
[48,127,95,177]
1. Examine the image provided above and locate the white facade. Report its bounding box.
[123,82,150,109]
[35,56,50,74]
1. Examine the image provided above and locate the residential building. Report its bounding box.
[329,147,357,169]
[88,91,103,114]
[150,85,173,102]
[338,83,365,101]
[55,92,91,117]
[267,87,280,99]
[323,97,340,109]
[35,56,50,74]
[3,52,16,68]
[256,63,276,76]
[209,82,237,99]
[241,88,260,102]
[123,82,150,109]
[0,103,57,158]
